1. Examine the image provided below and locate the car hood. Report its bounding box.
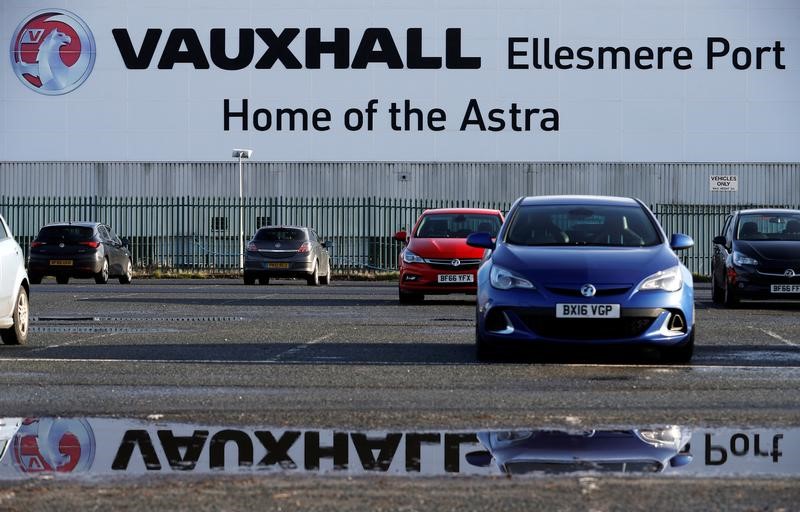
[407,238,486,259]
[735,241,800,262]
[492,244,678,285]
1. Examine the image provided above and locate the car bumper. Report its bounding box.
[244,256,314,278]
[28,254,103,277]
[477,285,694,348]
[729,266,800,299]
[399,264,478,294]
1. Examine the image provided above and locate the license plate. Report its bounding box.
[49,259,73,266]
[438,274,474,283]
[267,262,289,269]
[556,303,620,318]
[771,284,800,293]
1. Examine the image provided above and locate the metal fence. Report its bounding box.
[0,197,513,272]
[1,197,795,275]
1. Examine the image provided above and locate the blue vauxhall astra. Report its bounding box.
[467,196,695,363]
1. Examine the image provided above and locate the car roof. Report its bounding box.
[736,208,800,216]
[421,208,502,215]
[257,226,309,231]
[41,222,99,229]
[518,195,641,207]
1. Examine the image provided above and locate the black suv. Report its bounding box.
[711,209,800,306]
[28,222,133,285]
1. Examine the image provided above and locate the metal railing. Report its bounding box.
[0,196,513,272]
[2,197,795,275]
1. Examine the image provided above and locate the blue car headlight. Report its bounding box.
[637,265,683,293]
[732,251,758,266]
[402,249,425,264]
[490,264,535,290]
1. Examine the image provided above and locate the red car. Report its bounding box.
[394,208,504,303]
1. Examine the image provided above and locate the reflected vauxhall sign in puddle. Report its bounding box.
[0,418,796,478]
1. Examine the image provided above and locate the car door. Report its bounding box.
[106,225,128,274]
[96,225,117,272]
[713,215,733,284]
[0,217,17,314]
[312,230,330,274]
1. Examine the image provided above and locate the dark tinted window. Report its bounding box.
[415,214,502,239]
[255,228,307,241]
[506,204,660,247]
[37,226,95,242]
[737,213,800,241]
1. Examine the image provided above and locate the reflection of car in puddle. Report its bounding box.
[0,418,22,462]
[467,427,692,474]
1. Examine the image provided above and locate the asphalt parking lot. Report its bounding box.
[1,278,799,509]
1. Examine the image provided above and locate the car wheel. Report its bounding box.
[94,258,109,284]
[56,275,69,285]
[711,273,723,304]
[306,261,320,286]
[475,326,497,362]
[1,286,29,345]
[723,279,739,308]
[28,274,42,285]
[119,258,133,284]
[259,277,270,285]
[320,265,331,285]
[661,331,695,364]
[243,273,256,285]
[399,289,424,304]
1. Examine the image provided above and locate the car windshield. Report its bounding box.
[255,228,307,241]
[736,213,800,241]
[414,214,501,239]
[36,226,94,242]
[505,204,661,247]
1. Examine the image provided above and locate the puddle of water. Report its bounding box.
[32,317,244,323]
[0,418,797,479]
[30,327,178,334]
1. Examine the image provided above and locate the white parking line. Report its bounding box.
[749,327,798,347]
[267,333,335,362]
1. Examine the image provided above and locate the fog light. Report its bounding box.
[404,274,419,282]
[667,313,685,332]
[485,310,513,334]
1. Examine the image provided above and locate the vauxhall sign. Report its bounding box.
[3,1,798,162]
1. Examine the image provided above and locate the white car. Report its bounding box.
[0,216,29,345]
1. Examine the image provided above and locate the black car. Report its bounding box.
[711,209,800,306]
[28,222,133,285]
[244,226,332,286]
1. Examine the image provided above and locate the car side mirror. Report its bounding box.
[467,232,496,250]
[393,230,408,243]
[669,233,694,251]
[712,236,727,246]
[121,237,130,248]
[322,241,333,249]
[669,454,693,468]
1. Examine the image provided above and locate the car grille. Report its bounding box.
[516,313,657,340]
[545,286,631,297]
[506,461,663,474]
[424,258,482,269]
[256,250,296,260]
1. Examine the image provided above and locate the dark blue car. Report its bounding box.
[467,196,695,362]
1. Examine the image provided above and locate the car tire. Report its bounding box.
[94,258,109,284]
[1,286,29,345]
[398,289,424,304]
[243,273,256,285]
[711,273,723,305]
[475,326,497,362]
[723,279,739,308]
[307,262,320,286]
[320,266,331,285]
[259,277,270,285]
[661,330,695,364]
[28,274,42,285]
[56,275,69,285]
[119,258,133,284]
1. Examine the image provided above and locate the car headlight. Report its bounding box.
[732,251,758,266]
[638,265,683,292]
[490,265,535,290]
[402,249,425,264]
[636,426,685,450]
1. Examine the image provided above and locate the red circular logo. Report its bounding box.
[9,9,96,95]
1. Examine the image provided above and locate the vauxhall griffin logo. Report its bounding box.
[581,284,597,298]
[12,418,95,473]
[10,9,96,95]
